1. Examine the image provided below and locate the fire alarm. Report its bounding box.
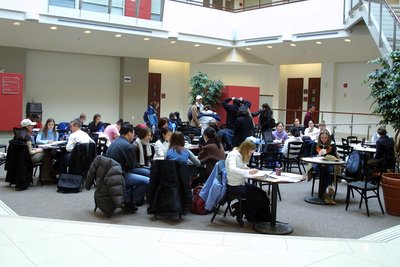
[343,83,348,88]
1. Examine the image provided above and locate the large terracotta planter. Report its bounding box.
[381,173,400,216]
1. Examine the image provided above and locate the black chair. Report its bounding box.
[96,137,108,155]
[345,163,385,217]
[281,141,304,174]
[211,194,246,227]
[347,136,359,145]
[336,144,348,161]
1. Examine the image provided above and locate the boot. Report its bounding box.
[121,201,138,213]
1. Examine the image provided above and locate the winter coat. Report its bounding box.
[233,110,254,147]
[5,139,33,190]
[85,155,125,217]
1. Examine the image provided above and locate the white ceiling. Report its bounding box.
[0,16,381,65]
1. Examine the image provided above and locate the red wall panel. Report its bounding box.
[125,0,151,19]
[215,85,260,127]
[0,73,23,131]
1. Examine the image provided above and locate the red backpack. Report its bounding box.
[191,186,207,215]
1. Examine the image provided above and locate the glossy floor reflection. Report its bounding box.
[0,201,399,267]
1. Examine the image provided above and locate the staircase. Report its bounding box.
[345,0,400,56]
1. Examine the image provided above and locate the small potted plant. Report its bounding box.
[364,49,400,215]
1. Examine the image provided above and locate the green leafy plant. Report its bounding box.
[364,50,400,162]
[189,71,224,107]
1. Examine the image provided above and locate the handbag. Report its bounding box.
[57,173,83,193]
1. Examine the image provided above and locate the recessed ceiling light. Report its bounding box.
[246,47,252,51]
[144,37,150,41]
[115,34,122,38]
[194,44,200,47]
[267,45,273,49]
[170,40,176,44]
[13,22,21,26]
[315,41,322,45]
[216,47,222,50]
[290,43,296,47]
[344,38,351,42]
[84,30,91,34]
[50,26,57,30]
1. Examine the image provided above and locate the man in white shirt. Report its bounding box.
[66,119,94,152]
[282,128,303,159]
[60,119,94,173]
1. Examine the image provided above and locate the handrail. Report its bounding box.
[345,0,399,52]
[271,107,381,139]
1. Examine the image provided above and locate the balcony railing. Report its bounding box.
[49,0,164,21]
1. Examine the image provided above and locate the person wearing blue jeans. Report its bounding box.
[105,123,149,211]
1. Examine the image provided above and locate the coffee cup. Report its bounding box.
[275,168,282,176]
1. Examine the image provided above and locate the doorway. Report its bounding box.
[285,78,303,127]
[308,78,321,123]
[148,73,161,118]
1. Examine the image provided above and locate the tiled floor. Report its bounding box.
[0,201,399,266]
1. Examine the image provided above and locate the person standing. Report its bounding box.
[303,104,316,128]
[258,103,274,143]
[189,95,204,134]
[233,106,255,147]
[145,101,159,131]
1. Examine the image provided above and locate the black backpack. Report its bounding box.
[345,151,363,178]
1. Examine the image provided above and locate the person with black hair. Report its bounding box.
[154,127,172,158]
[372,127,395,171]
[282,128,303,158]
[106,123,148,208]
[258,103,275,143]
[88,114,105,134]
[174,111,182,126]
[233,106,254,147]
[197,127,225,183]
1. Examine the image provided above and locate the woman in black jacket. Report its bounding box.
[258,103,274,143]
[233,107,254,147]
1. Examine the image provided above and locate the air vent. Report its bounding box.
[58,19,152,34]
[244,36,279,43]
[296,31,339,39]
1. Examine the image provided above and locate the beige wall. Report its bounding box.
[120,57,149,125]
[25,50,120,124]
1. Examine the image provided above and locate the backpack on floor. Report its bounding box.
[57,173,84,193]
[191,185,207,215]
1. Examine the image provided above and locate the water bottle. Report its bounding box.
[275,163,282,176]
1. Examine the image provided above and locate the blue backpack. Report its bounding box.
[345,151,362,178]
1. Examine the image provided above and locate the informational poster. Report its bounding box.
[0,73,23,131]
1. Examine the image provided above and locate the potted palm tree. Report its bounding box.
[364,49,400,215]
[189,71,224,107]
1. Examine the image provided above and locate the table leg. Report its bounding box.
[254,183,293,235]
[304,165,326,205]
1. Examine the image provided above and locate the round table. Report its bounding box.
[301,157,345,205]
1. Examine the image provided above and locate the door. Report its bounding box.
[286,78,303,127]
[148,73,161,118]
[308,78,321,123]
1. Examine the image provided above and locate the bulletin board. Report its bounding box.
[0,73,23,131]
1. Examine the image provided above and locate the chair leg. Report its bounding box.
[297,161,302,175]
[311,174,316,196]
[237,199,244,227]
[277,185,282,201]
[211,204,221,222]
[377,193,385,215]
[365,194,370,217]
[345,186,351,211]
[223,201,231,217]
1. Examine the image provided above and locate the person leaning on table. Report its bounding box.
[310,130,337,205]
[226,140,271,222]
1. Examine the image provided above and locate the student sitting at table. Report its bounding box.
[304,120,320,141]
[226,140,271,222]
[133,127,153,178]
[272,122,288,143]
[103,118,123,144]
[36,118,59,144]
[88,114,105,134]
[197,127,225,185]
[282,128,303,159]
[288,118,304,135]
[310,130,337,205]
[370,127,395,172]
[166,131,201,183]
[154,127,172,158]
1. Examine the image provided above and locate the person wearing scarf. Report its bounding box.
[132,127,153,178]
